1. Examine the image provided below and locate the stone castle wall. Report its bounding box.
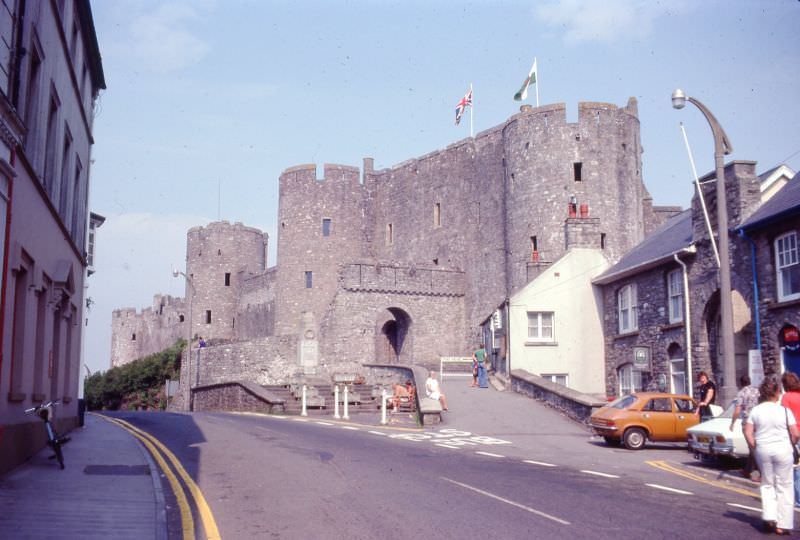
[112,98,659,389]
[110,295,186,367]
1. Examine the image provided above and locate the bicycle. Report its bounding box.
[25,400,71,469]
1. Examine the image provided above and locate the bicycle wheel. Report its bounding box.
[53,441,65,469]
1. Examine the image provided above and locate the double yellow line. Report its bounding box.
[646,459,760,499]
[97,414,221,540]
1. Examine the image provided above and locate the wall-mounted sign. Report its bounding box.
[783,325,800,352]
[633,347,650,371]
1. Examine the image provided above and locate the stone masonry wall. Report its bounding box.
[318,262,466,370]
[603,161,768,399]
[187,335,299,387]
[235,267,277,339]
[185,221,268,342]
[110,295,186,367]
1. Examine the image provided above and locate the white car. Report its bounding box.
[686,403,747,459]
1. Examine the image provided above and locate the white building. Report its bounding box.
[502,248,609,394]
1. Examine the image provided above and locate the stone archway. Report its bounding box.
[375,307,412,364]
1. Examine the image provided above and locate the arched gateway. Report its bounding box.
[375,307,412,364]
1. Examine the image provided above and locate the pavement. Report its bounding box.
[0,373,759,539]
[0,413,167,539]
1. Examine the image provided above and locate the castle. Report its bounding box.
[111,99,677,398]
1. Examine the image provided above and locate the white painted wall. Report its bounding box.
[508,249,610,394]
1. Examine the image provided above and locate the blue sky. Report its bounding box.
[84,0,800,375]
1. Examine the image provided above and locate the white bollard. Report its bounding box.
[343,385,350,420]
[301,384,308,417]
[380,388,388,425]
[334,385,341,419]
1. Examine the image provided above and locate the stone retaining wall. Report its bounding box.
[510,369,606,424]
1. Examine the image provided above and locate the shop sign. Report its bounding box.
[633,347,650,371]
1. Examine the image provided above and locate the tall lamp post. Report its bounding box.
[173,269,195,411]
[671,89,737,405]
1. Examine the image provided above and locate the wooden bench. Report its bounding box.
[419,397,443,425]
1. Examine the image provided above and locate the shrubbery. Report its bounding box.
[84,339,184,411]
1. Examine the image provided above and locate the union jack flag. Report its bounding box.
[455,88,472,125]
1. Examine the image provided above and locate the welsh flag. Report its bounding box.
[514,58,537,101]
[455,87,472,125]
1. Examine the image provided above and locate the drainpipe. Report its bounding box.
[738,229,761,351]
[504,299,511,378]
[674,245,697,389]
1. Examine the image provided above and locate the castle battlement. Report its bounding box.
[279,163,362,185]
[187,220,266,238]
[340,262,465,297]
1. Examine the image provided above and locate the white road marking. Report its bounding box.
[523,460,557,467]
[440,477,570,525]
[315,421,334,426]
[436,443,461,449]
[645,483,693,495]
[292,418,309,422]
[368,430,386,436]
[476,451,504,458]
[580,470,620,479]
[726,503,762,513]
[341,426,360,431]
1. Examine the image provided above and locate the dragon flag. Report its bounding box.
[514,58,538,102]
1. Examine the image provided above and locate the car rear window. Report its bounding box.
[610,395,637,410]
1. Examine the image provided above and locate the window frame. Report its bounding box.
[526,311,554,342]
[776,231,800,302]
[618,363,642,396]
[617,284,638,333]
[667,269,684,323]
[322,218,331,237]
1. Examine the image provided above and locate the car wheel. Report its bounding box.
[603,436,621,446]
[623,427,647,450]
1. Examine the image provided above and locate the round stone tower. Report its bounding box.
[184,221,268,342]
[502,99,645,292]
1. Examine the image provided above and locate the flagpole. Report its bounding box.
[469,83,474,138]
[534,57,539,107]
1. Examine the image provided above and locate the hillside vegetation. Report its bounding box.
[84,339,184,410]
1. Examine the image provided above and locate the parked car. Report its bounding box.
[687,403,748,460]
[590,392,699,450]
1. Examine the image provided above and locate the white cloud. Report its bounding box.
[535,0,679,45]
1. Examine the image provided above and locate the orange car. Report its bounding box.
[590,392,699,450]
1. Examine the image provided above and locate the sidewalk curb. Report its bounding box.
[91,413,169,539]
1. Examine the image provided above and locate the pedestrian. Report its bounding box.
[730,374,760,479]
[695,371,717,420]
[474,343,489,388]
[425,371,448,410]
[744,376,799,535]
[390,382,410,412]
[198,336,206,348]
[470,353,479,387]
[782,371,800,506]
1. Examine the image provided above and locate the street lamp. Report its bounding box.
[173,269,195,411]
[672,89,736,405]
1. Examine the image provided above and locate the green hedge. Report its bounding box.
[84,339,185,411]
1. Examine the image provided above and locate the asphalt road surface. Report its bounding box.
[106,410,771,539]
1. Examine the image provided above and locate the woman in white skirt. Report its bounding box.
[744,376,800,535]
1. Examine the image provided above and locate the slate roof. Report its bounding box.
[740,171,800,231]
[593,209,693,285]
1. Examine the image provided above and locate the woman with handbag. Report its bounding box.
[781,371,800,506]
[745,376,800,535]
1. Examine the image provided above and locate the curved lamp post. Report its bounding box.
[173,269,195,411]
[672,89,737,405]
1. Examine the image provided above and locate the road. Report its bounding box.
[105,409,770,539]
